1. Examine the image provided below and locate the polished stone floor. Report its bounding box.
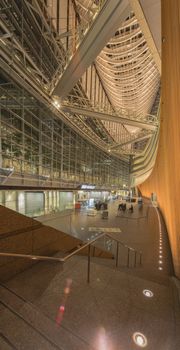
[0,199,180,349]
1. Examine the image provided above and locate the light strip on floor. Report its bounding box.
[153,204,165,272]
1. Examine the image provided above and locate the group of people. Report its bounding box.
[118,203,134,213]
[117,197,144,216]
[95,201,108,211]
[118,203,126,212]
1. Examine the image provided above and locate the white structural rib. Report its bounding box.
[52,0,130,99]
[95,13,160,119]
[130,0,161,73]
[62,105,157,131]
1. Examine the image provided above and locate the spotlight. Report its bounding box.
[143,289,153,298]
[133,332,148,347]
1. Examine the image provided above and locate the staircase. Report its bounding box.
[0,201,179,349]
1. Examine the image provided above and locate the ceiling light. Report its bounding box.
[52,97,61,109]
[133,332,147,347]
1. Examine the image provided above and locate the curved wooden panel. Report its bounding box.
[139,0,180,278]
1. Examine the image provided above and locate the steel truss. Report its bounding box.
[0,74,129,188]
[0,0,161,188]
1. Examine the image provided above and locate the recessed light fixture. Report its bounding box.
[53,98,61,109]
[159,266,163,270]
[143,289,154,298]
[133,332,148,347]
[159,260,163,264]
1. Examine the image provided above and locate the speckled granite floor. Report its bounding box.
[0,199,180,349]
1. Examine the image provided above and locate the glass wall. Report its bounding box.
[0,74,129,189]
[0,190,75,217]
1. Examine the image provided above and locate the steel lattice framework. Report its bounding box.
[0,0,161,188]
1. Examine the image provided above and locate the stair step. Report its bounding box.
[0,333,16,350]
[0,284,92,350]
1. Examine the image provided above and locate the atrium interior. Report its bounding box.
[0,0,180,349]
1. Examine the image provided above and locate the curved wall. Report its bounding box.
[139,0,180,278]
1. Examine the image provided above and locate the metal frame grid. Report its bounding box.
[0,75,129,188]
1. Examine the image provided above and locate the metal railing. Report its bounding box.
[0,232,142,283]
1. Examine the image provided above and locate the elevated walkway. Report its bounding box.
[61,105,158,130]
[37,200,173,280]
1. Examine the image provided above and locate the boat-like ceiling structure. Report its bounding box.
[0,0,161,187]
[51,0,161,184]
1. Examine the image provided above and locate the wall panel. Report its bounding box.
[139,0,180,278]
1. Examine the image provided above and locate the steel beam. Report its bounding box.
[0,58,113,155]
[62,105,157,131]
[52,0,130,98]
[110,133,152,150]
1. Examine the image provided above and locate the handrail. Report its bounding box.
[0,232,142,283]
[105,233,140,252]
[63,232,107,261]
[0,232,106,263]
[0,252,63,263]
